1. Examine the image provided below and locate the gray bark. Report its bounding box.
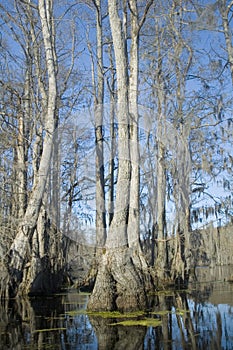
[5,0,60,296]
[219,1,233,84]
[106,0,131,249]
[94,0,106,248]
[153,27,168,279]
[128,0,140,248]
[108,48,116,227]
[88,0,153,312]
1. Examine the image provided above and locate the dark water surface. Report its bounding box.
[1,266,233,350]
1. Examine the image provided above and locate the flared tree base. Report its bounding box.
[87,246,153,312]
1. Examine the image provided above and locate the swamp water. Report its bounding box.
[0,266,233,350]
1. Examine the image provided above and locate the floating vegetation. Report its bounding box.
[65,309,86,316]
[150,308,190,316]
[66,310,146,318]
[66,307,190,319]
[33,327,66,333]
[175,308,190,316]
[77,292,92,296]
[44,316,65,320]
[64,302,190,329]
[110,318,162,327]
[86,310,146,319]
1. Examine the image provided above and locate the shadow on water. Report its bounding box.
[0,265,233,349]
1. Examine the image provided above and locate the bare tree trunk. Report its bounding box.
[105,0,131,249]
[168,5,192,283]
[15,105,28,219]
[51,111,61,231]
[153,27,168,279]
[5,0,60,297]
[155,139,167,279]
[219,1,233,84]
[128,0,140,248]
[108,48,116,227]
[88,0,153,312]
[94,0,106,248]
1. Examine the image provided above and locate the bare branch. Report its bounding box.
[139,0,154,31]
[19,0,38,10]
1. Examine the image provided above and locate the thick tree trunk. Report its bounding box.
[18,205,63,296]
[2,0,62,297]
[88,0,153,312]
[88,247,150,311]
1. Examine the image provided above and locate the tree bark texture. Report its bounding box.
[88,0,153,312]
[3,0,63,297]
[88,247,151,311]
[95,0,106,248]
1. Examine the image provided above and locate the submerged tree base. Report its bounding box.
[0,211,64,300]
[87,246,154,312]
[0,263,64,300]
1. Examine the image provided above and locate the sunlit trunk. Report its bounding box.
[128,0,140,248]
[153,26,168,279]
[95,0,106,248]
[219,1,233,84]
[5,0,61,297]
[88,0,153,312]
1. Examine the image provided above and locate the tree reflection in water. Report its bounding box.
[143,284,233,350]
[89,315,146,350]
[0,296,64,349]
[0,280,233,349]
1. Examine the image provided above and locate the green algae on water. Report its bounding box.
[110,318,162,327]
[33,327,66,333]
[66,310,146,318]
[86,310,146,318]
